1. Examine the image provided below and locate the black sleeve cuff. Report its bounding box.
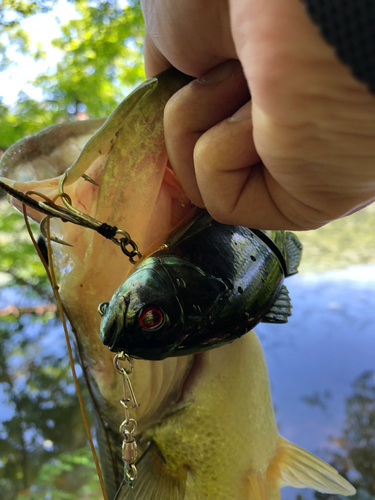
[301,0,375,93]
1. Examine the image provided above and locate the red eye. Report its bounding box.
[139,306,164,330]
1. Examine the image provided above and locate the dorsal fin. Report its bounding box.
[285,232,303,276]
[119,441,187,499]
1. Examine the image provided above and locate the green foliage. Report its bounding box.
[0,312,92,498]
[301,390,332,413]
[314,371,375,500]
[0,97,60,152]
[15,448,102,499]
[297,203,375,273]
[0,201,49,293]
[44,0,145,116]
[342,371,375,494]
[0,242,94,499]
[0,199,102,499]
[0,0,145,150]
[0,182,102,500]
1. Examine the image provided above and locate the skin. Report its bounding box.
[141,0,375,231]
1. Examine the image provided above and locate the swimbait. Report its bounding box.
[99,210,302,360]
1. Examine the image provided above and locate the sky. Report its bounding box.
[0,0,79,105]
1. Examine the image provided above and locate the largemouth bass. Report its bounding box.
[0,69,355,500]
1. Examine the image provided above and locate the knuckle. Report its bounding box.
[204,195,236,225]
[164,85,201,134]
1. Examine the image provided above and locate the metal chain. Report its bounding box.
[58,172,142,265]
[111,230,141,264]
[113,352,140,488]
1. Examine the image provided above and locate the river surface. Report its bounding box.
[258,265,375,500]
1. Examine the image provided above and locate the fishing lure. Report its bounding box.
[0,178,141,264]
[98,210,302,360]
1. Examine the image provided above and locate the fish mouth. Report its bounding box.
[0,70,194,271]
[99,292,131,350]
[138,162,193,254]
[1,158,192,260]
[0,70,197,433]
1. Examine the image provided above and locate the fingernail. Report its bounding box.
[228,102,252,122]
[198,59,242,84]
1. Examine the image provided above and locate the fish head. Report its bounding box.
[99,260,185,360]
[0,69,195,432]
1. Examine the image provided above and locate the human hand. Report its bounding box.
[141,0,375,230]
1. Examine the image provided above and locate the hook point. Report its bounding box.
[82,174,100,187]
[40,217,74,247]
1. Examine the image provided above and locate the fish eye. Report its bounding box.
[139,306,164,331]
[98,302,109,317]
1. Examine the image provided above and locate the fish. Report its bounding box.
[99,210,303,360]
[0,69,355,500]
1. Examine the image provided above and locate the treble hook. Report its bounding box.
[58,173,141,263]
[81,173,100,186]
[59,172,96,217]
[39,217,73,247]
[0,177,141,263]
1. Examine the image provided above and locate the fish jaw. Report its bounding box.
[0,69,195,432]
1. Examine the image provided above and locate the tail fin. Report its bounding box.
[270,436,355,495]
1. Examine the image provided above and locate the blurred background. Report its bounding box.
[0,1,374,499]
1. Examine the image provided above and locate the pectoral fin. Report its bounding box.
[119,441,187,500]
[268,436,356,496]
[247,436,355,500]
[247,473,280,500]
[261,285,292,324]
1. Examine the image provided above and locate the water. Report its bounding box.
[257,265,375,499]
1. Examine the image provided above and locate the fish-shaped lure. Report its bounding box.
[99,210,302,360]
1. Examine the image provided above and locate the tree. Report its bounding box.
[334,371,375,495]
[0,1,58,73]
[0,203,101,499]
[0,0,144,150]
[313,371,375,500]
